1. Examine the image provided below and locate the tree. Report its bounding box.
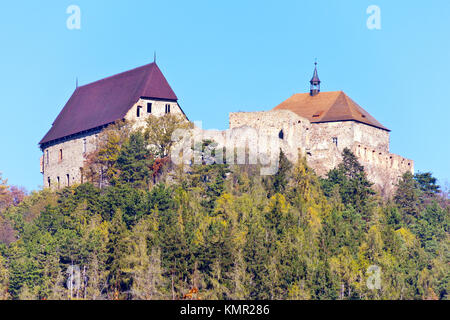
[322,148,375,213]
[263,150,292,197]
[0,173,11,212]
[0,255,9,299]
[83,120,132,188]
[106,209,129,298]
[121,216,166,299]
[144,114,193,158]
[394,172,420,222]
[115,131,151,188]
[414,172,440,196]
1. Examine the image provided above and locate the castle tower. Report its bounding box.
[310,62,321,96]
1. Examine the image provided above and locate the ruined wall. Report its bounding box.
[229,110,412,197]
[230,110,311,154]
[353,143,414,196]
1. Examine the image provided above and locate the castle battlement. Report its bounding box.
[353,143,413,173]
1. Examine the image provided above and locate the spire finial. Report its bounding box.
[310,60,321,96]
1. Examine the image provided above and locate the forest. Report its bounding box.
[0,115,448,300]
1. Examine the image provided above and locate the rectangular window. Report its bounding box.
[165,104,171,113]
[59,149,63,161]
[67,174,70,187]
[147,102,152,113]
[57,177,60,189]
[332,137,338,147]
[137,106,142,117]
[48,177,51,188]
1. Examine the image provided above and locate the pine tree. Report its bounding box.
[115,131,151,188]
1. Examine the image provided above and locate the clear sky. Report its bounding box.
[0,0,449,191]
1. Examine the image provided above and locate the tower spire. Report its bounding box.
[310,60,321,96]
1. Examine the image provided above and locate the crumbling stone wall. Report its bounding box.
[230,110,311,153]
[229,109,413,197]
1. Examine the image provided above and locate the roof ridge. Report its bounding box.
[77,62,155,88]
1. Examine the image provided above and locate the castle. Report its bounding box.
[39,61,413,196]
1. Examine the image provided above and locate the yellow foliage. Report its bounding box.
[395,227,415,247]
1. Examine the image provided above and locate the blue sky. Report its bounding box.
[0,0,449,191]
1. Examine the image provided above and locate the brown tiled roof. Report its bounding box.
[39,62,178,145]
[273,91,389,131]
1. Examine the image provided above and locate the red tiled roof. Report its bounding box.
[39,62,178,145]
[273,91,389,131]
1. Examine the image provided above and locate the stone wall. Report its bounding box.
[41,130,100,189]
[124,98,184,129]
[229,109,412,197]
[353,143,414,196]
[309,121,390,153]
[230,110,311,154]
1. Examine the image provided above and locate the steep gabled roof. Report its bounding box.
[273,91,389,131]
[40,62,178,145]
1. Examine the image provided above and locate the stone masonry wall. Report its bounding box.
[229,110,412,197]
[41,131,100,189]
[230,110,311,154]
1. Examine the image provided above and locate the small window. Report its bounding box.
[332,137,338,147]
[48,177,51,187]
[165,104,171,113]
[83,138,87,154]
[137,106,142,117]
[67,174,70,187]
[147,102,152,113]
[312,111,323,118]
[59,149,63,161]
[57,177,60,189]
[279,130,284,140]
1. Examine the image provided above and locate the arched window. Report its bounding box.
[278,130,284,140]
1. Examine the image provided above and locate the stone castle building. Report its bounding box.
[39,62,187,189]
[40,61,413,196]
